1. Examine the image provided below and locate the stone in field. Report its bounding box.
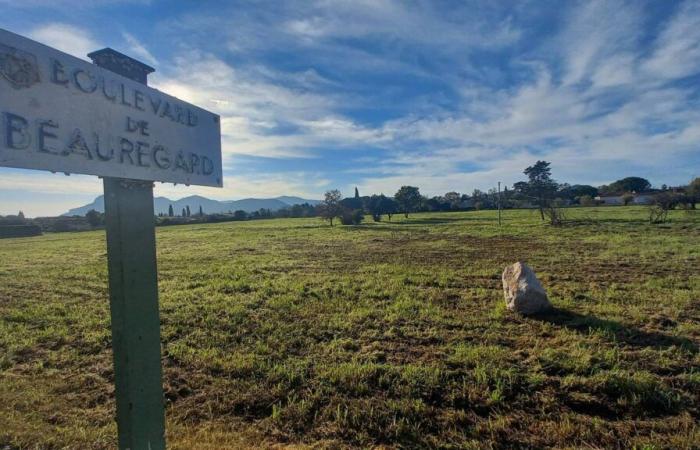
[502,262,552,315]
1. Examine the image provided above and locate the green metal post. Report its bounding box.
[90,49,166,450]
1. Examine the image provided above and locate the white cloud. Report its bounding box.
[642,1,700,80]
[558,0,643,86]
[282,0,521,51]
[0,171,101,195]
[121,32,158,66]
[28,23,101,60]
[153,172,327,201]
[151,51,385,163]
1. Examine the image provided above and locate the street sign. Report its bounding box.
[0,28,222,187]
[1,27,226,450]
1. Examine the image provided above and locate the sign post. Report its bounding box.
[90,49,165,449]
[0,28,222,449]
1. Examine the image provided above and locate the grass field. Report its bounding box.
[0,206,699,449]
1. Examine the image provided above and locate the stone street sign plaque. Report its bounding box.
[0,28,223,187]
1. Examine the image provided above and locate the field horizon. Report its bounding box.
[1,206,698,449]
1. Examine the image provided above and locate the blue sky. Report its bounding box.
[1,0,699,216]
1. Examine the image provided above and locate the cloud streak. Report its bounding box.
[28,23,101,60]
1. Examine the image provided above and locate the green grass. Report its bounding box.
[0,206,698,449]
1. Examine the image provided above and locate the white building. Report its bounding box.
[595,192,657,205]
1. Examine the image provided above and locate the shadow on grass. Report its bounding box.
[347,217,488,229]
[353,217,466,226]
[533,308,698,353]
[552,218,652,228]
[402,217,486,225]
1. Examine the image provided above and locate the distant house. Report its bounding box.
[595,191,657,205]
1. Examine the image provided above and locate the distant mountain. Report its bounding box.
[63,195,320,216]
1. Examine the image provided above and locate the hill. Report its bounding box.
[63,195,320,216]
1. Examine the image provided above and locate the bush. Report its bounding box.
[621,193,634,206]
[578,195,595,206]
[648,192,681,223]
[340,209,364,225]
[0,224,42,238]
[542,204,566,227]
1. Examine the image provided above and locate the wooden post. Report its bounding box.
[89,49,166,450]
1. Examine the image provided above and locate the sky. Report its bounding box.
[1,0,699,217]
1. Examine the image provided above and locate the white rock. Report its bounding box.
[502,262,552,315]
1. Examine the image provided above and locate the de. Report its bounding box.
[126,116,149,136]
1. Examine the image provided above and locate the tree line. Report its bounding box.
[316,161,699,226]
[5,161,696,230]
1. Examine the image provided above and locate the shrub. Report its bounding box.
[543,202,566,226]
[648,192,681,223]
[578,194,595,206]
[340,209,364,225]
[0,224,42,238]
[621,193,635,206]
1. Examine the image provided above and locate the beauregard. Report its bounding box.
[2,112,215,176]
[50,59,199,128]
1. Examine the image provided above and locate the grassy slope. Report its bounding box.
[0,207,698,449]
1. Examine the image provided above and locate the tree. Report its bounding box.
[198,205,204,216]
[559,184,598,202]
[354,187,360,199]
[443,192,462,210]
[340,195,363,211]
[17,211,25,219]
[181,208,187,217]
[85,209,103,228]
[522,160,558,220]
[233,210,247,220]
[687,177,700,209]
[601,177,651,194]
[319,189,343,226]
[394,186,421,218]
[380,196,398,221]
[426,196,448,211]
[365,194,385,221]
[621,193,635,206]
[186,205,191,217]
[168,204,174,217]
